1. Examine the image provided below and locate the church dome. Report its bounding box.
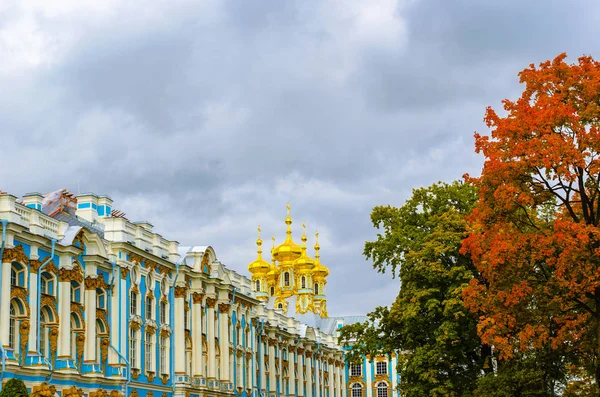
[293,233,315,273]
[247,227,270,276]
[272,204,302,263]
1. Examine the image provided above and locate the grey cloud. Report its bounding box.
[2,0,600,316]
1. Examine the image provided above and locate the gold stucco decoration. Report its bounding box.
[2,244,28,264]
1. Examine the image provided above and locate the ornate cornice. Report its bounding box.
[85,276,110,290]
[30,259,58,274]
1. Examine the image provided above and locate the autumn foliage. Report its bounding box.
[462,53,600,387]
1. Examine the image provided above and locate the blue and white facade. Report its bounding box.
[0,190,346,397]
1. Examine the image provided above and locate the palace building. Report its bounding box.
[0,190,398,397]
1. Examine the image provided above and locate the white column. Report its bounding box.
[28,271,39,358]
[306,355,313,397]
[0,262,11,348]
[108,268,121,367]
[84,279,97,364]
[315,356,321,397]
[391,354,397,397]
[365,358,372,397]
[246,352,252,390]
[335,362,342,397]
[219,303,231,382]
[289,347,296,396]
[57,277,71,360]
[268,340,276,393]
[192,292,203,377]
[297,352,305,397]
[207,298,217,380]
[174,287,186,376]
[237,350,243,389]
[260,337,267,393]
[328,360,334,397]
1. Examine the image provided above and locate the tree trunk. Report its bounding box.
[595,287,600,395]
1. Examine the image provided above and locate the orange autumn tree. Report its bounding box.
[463,53,600,389]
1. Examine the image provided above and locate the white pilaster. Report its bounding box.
[289,347,296,397]
[192,293,203,377]
[219,303,230,382]
[306,355,313,397]
[268,340,276,393]
[0,262,11,348]
[84,283,97,363]
[57,279,71,359]
[207,299,216,380]
[297,352,304,397]
[174,288,186,375]
[28,271,39,357]
[365,358,372,397]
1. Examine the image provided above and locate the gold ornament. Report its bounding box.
[2,245,28,264]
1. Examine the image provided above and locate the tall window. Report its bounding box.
[146,296,153,320]
[284,272,290,286]
[270,286,275,295]
[39,307,53,358]
[71,281,81,302]
[40,272,54,295]
[11,263,25,287]
[376,361,387,376]
[130,292,138,316]
[301,277,306,289]
[97,289,106,309]
[255,280,260,292]
[351,384,362,397]
[314,283,319,295]
[350,364,362,377]
[130,329,138,369]
[185,339,192,376]
[376,382,387,397]
[145,333,153,372]
[160,301,167,324]
[9,302,17,349]
[184,308,189,330]
[160,336,168,374]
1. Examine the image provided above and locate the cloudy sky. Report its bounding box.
[1,0,599,316]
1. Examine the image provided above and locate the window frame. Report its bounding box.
[350,363,362,377]
[376,361,387,376]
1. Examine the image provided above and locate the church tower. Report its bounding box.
[249,204,329,318]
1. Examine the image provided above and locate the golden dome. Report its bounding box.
[272,203,302,263]
[312,231,329,279]
[293,226,315,273]
[248,226,270,275]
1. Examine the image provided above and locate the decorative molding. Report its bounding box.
[76,333,85,365]
[192,291,205,304]
[2,244,28,264]
[85,276,110,290]
[101,337,110,363]
[30,259,58,274]
[174,286,188,299]
[59,265,83,282]
[11,287,31,315]
[120,267,130,280]
[146,324,157,334]
[218,303,231,313]
[130,321,141,331]
[130,389,138,397]
[49,326,59,361]
[19,320,30,358]
[63,386,84,397]
[161,374,169,384]
[147,372,155,383]
[206,297,217,308]
[90,389,108,397]
[131,368,140,380]
[160,328,171,338]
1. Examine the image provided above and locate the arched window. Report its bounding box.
[97,319,109,369]
[314,283,319,295]
[40,272,55,295]
[11,263,25,287]
[376,382,388,397]
[278,303,283,309]
[351,383,363,397]
[9,299,25,349]
[284,272,290,286]
[71,281,81,302]
[301,277,306,289]
[255,280,260,292]
[40,306,54,358]
[70,313,84,363]
[270,286,275,296]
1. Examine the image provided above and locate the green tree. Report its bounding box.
[0,378,29,397]
[340,181,489,397]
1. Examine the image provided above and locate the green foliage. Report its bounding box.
[0,378,29,397]
[340,181,486,397]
